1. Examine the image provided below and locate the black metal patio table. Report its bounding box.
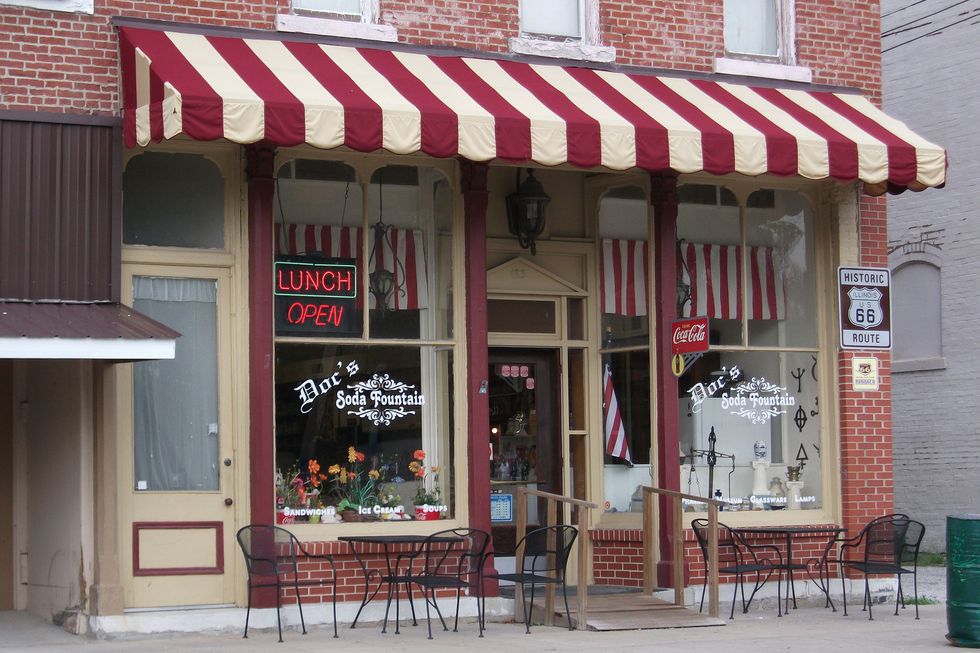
[338,533,462,633]
[734,525,845,611]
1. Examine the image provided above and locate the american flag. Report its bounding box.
[603,361,632,464]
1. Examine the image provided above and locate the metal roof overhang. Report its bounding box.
[0,302,179,361]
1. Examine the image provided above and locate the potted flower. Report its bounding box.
[327,446,380,521]
[375,484,408,521]
[408,449,444,521]
[275,459,328,523]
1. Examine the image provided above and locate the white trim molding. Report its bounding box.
[714,57,812,83]
[0,338,176,361]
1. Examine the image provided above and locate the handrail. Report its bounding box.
[515,487,598,629]
[640,485,723,618]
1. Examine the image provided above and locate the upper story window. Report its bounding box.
[510,0,615,63]
[725,0,782,58]
[891,256,946,372]
[716,0,811,83]
[521,0,584,40]
[276,0,397,41]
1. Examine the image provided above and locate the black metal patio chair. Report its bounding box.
[807,514,908,612]
[839,515,925,620]
[236,524,339,642]
[409,528,492,639]
[491,524,578,633]
[692,519,783,619]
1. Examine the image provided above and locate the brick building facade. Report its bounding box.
[0,0,944,634]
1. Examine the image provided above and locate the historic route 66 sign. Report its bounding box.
[838,267,891,350]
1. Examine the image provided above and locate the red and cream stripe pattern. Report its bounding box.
[679,242,784,321]
[600,239,649,317]
[118,25,947,192]
[276,223,428,310]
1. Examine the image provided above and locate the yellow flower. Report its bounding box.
[368,469,380,480]
[408,461,421,474]
[431,466,440,474]
[327,464,341,475]
[348,446,357,463]
[338,467,348,484]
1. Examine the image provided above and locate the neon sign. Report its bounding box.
[274,256,358,336]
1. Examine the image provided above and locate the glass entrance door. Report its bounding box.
[487,349,561,563]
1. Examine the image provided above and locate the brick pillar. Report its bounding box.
[839,194,893,539]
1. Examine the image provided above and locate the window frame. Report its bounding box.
[276,0,397,42]
[889,252,946,373]
[715,0,812,83]
[509,0,616,63]
[272,153,467,536]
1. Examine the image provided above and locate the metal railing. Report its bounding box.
[640,486,724,617]
[514,487,599,628]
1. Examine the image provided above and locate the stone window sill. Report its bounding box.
[509,36,615,63]
[0,0,92,12]
[276,13,397,42]
[714,57,812,84]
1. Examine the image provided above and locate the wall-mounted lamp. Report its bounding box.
[506,169,550,255]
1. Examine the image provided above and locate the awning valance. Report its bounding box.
[118,23,947,194]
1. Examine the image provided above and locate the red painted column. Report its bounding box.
[651,172,682,587]
[460,159,495,593]
[246,144,276,532]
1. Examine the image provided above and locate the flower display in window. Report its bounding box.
[408,449,442,506]
[327,446,379,512]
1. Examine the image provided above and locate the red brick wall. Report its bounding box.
[1,0,883,116]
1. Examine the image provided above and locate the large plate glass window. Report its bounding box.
[597,186,652,512]
[677,185,823,512]
[273,161,456,526]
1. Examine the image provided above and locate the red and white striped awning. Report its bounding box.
[117,23,947,194]
[600,239,649,317]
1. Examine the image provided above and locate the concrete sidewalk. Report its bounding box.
[0,602,956,653]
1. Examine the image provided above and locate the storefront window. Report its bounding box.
[676,185,823,514]
[598,186,651,512]
[273,160,456,526]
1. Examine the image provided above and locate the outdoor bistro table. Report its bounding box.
[734,525,845,611]
[338,533,462,633]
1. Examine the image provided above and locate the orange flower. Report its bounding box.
[348,471,357,481]
[415,468,426,479]
[355,451,366,462]
[308,459,321,475]
[413,449,426,461]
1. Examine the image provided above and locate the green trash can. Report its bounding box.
[947,514,980,648]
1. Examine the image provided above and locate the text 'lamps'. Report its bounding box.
[506,169,550,255]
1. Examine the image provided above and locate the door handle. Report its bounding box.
[224,498,233,506]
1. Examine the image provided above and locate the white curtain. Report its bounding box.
[725,0,779,56]
[291,0,361,15]
[133,277,220,491]
[521,0,582,38]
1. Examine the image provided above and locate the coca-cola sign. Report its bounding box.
[671,316,709,355]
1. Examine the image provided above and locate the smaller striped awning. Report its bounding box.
[599,239,782,320]
[277,223,429,310]
[117,22,947,195]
